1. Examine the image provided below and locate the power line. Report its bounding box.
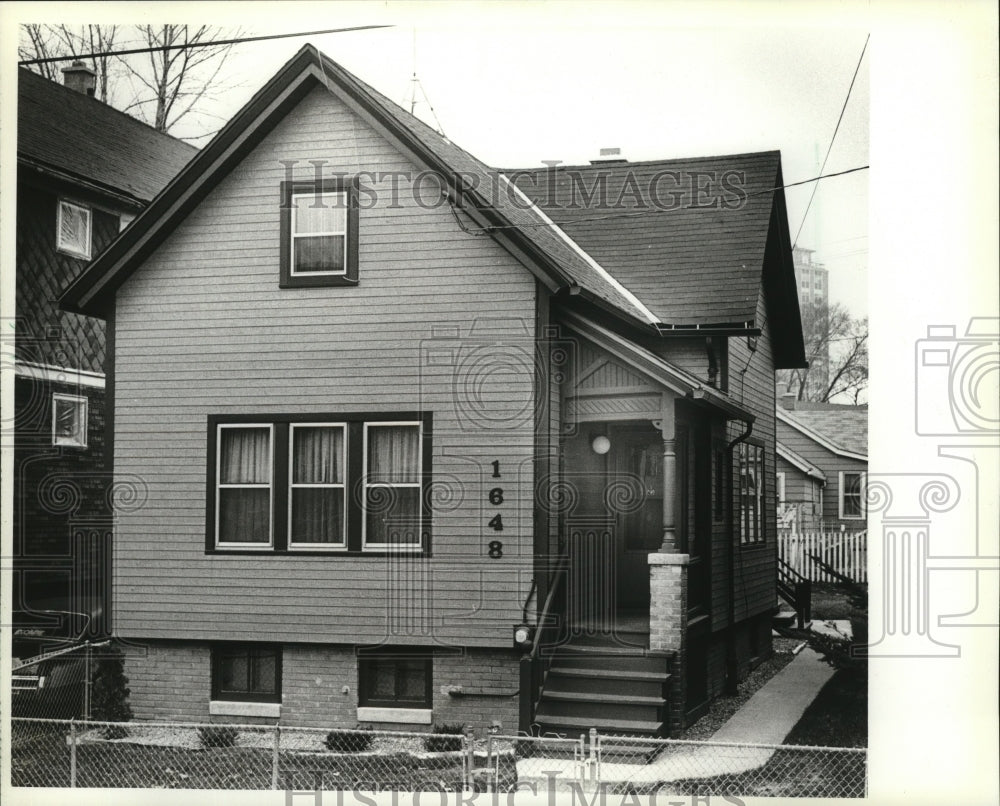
[792,34,869,249]
[17,25,394,66]
[452,164,869,233]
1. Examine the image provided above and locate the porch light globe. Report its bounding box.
[591,435,611,455]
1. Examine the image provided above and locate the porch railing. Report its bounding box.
[777,556,812,629]
[519,554,568,734]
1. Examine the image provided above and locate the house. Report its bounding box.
[59,44,805,736]
[776,396,868,531]
[13,63,196,644]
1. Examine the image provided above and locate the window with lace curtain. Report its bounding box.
[56,199,92,259]
[208,414,430,553]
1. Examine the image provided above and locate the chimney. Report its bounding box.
[590,147,627,165]
[62,61,97,97]
[780,393,797,411]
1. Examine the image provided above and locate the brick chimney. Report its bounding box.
[780,393,797,411]
[590,147,627,165]
[61,61,97,97]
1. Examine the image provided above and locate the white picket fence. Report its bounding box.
[778,530,868,583]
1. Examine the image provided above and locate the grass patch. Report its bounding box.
[785,667,867,748]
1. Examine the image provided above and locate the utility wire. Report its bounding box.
[792,34,869,249]
[451,164,868,233]
[17,25,394,65]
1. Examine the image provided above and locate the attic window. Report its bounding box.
[52,393,87,447]
[57,200,92,259]
[280,178,359,288]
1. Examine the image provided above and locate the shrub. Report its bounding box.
[324,727,374,753]
[422,724,465,752]
[90,644,133,724]
[100,724,130,740]
[199,726,239,748]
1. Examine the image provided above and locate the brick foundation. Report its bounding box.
[649,553,688,736]
[123,640,518,732]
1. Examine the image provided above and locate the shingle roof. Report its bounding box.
[780,404,868,458]
[509,154,781,328]
[18,68,197,203]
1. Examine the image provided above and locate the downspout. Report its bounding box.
[724,421,753,695]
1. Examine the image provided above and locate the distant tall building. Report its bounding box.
[791,246,830,399]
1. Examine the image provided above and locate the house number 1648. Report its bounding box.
[488,461,503,558]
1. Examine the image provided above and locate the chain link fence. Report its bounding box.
[10,718,866,796]
[11,641,106,720]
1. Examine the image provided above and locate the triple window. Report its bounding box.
[209,414,430,553]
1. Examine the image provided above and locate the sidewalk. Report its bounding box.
[708,646,835,745]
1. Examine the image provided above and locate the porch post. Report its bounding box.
[656,396,680,553]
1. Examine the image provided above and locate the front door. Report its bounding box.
[562,422,662,634]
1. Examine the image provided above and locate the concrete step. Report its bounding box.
[547,666,670,683]
[542,690,666,707]
[534,714,664,736]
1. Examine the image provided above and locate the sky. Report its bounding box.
[189,6,871,318]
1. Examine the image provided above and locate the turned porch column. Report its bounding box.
[655,398,681,553]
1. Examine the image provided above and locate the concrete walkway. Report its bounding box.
[708,646,835,744]
[517,646,838,787]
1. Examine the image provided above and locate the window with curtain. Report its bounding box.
[57,199,92,258]
[217,425,272,545]
[364,423,422,548]
[211,644,281,702]
[280,179,359,288]
[52,394,87,447]
[290,424,346,547]
[291,191,346,274]
[209,415,429,553]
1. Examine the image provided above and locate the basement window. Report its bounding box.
[211,644,281,704]
[358,649,432,708]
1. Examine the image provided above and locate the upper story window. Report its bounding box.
[738,442,765,545]
[57,200,92,259]
[52,393,88,447]
[840,471,866,520]
[208,413,431,554]
[280,178,359,288]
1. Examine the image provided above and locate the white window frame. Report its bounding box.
[56,199,92,259]
[362,421,423,551]
[290,190,348,278]
[288,422,348,551]
[215,423,274,549]
[776,471,786,506]
[839,470,866,520]
[51,393,88,447]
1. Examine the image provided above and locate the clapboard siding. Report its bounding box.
[718,285,777,625]
[113,85,537,647]
[776,419,866,525]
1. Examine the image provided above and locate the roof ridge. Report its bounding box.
[506,150,782,172]
[19,67,198,153]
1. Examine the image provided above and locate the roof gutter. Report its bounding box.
[19,156,148,210]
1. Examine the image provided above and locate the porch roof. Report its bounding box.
[558,309,755,424]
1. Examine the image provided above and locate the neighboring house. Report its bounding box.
[14,63,196,642]
[59,45,805,736]
[776,396,868,531]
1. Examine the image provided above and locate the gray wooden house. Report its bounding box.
[61,45,805,736]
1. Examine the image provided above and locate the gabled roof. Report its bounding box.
[511,155,807,368]
[776,442,826,482]
[59,45,655,323]
[18,68,197,204]
[777,404,868,460]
